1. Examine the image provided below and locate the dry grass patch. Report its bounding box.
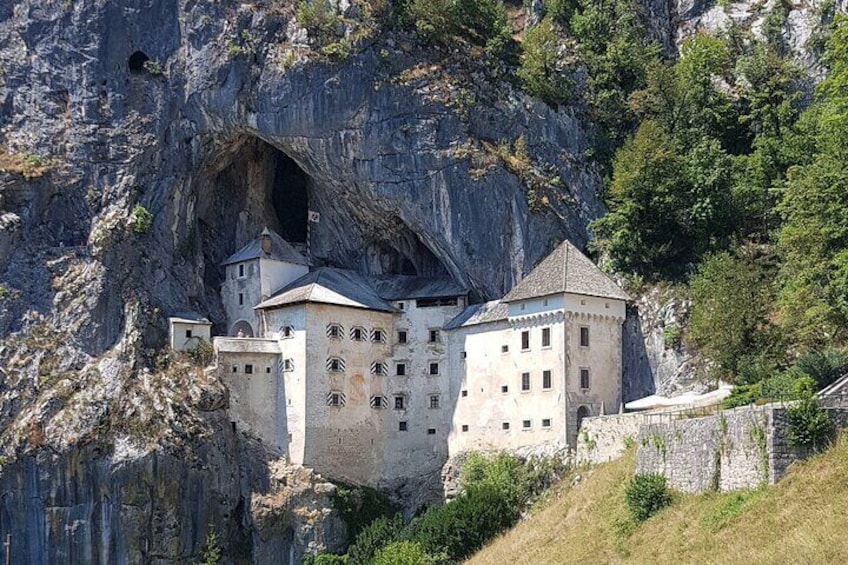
[469,435,848,564]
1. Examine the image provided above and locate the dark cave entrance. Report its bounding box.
[128,51,149,73]
[271,152,309,243]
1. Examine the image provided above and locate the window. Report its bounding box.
[542,370,552,390]
[417,297,457,307]
[370,396,388,409]
[327,323,343,339]
[429,395,440,409]
[461,390,468,397]
[520,303,526,311]
[266,367,271,374]
[429,362,439,376]
[502,422,510,430]
[238,264,245,278]
[461,424,469,432]
[238,293,244,306]
[542,327,551,348]
[398,302,405,310]
[232,366,237,373]
[371,329,386,343]
[398,330,408,344]
[580,368,590,389]
[521,372,530,392]
[542,418,551,428]
[427,428,437,435]
[326,392,346,407]
[371,361,388,375]
[522,420,532,429]
[543,298,549,306]
[605,302,610,309]
[501,385,508,393]
[245,364,253,374]
[580,326,590,347]
[283,359,294,372]
[396,363,406,376]
[185,329,193,338]
[461,351,467,359]
[580,299,586,306]
[398,421,408,432]
[327,357,346,372]
[501,345,509,353]
[394,395,405,410]
[351,327,366,341]
[281,325,294,339]
[521,330,529,351]
[428,329,440,343]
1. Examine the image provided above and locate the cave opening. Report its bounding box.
[271,152,309,243]
[128,51,150,74]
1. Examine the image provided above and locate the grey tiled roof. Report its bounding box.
[254,268,398,313]
[222,228,309,267]
[369,275,467,300]
[444,300,509,330]
[503,240,629,302]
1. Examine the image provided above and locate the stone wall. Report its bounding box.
[635,404,848,493]
[576,412,656,465]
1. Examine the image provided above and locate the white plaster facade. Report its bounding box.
[168,316,212,352]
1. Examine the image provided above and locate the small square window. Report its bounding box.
[605,302,610,309]
[461,351,467,359]
[396,363,406,376]
[284,359,294,372]
[238,264,245,277]
[185,329,193,338]
[238,293,244,306]
[399,421,408,431]
[370,396,388,409]
[427,428,436,435]
[522,420,532,429]
[429,395,440,409]
[328,358,344,372]
[429,362,439,376]
[461,424,469,432]
[543,370,552,390]
[394,395,405,410]
[232,366,238,373]
[461,389,468,397]
[580,326,590,347]
[521,372,530,391]
[580,299,586,305]
[502,422,510,430]
[520,303,526,311]
[266,367,271,374]
[372,329,386,343]
[398,330,408,344]
[245,364,253,374]
[580,368,590,389]
[282,326,294,339]
[542,418,551,428]
[328,324,343,339]
[542,327,551,348]
[351,327,365,341]
[543,298,549,306]
[428,329,440,343]
[372,362,388,375]
[399,302,405,310]
[501,385,508,394]
[501,345,509,353]
[521,331,529,351]
[327,392,344,407]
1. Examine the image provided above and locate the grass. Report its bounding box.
[468,434,848,564]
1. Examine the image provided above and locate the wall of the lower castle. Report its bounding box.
[576,412,648,464]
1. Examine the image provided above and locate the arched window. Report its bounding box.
[576,405,590,429]
[231,320,254,337]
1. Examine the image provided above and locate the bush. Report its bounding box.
[372,541,444,565]
[296,0,341,44]
[187,339,214,367]
[793,349,848,389]
[518,19,573,106]
[407,0,512,56]
[625,473,672,522]
[130,204,153,235]
[347,514,405,565]
[721,382,763,409]
[332,483,397,543]
[786,396,834,450]
[303,554,349,565]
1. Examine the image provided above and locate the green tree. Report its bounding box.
[518,19,572,106]
[372,541,443,565]
[347,514,405,565]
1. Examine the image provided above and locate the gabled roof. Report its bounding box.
[222,228,309,267]
[254,267,398,313]
[503,240,630,303]
[369,275,467,301]
[444,300,509,330]
[168,312,211,325]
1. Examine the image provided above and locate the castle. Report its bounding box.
[170,228,628,489]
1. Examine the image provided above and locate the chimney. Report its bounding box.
[261,227,272,255]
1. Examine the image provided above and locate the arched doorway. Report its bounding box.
[231,320,254,337]
[576,405,590,430]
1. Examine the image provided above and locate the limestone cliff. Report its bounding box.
[0,0,839,562]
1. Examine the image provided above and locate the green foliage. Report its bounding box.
[701,489,766,532]
[332,483,398,543]
[372,541,445,565]
[303,554,349,565]
[130,204,153,235]
[197,528,221,565]
[793,349,848,389]
[297,0,342,44]
[142,59,163,75]
[662,324,682,348]
[518,19,573,106]
[625,473,672,522]
[347,514,405,565]
[688,248,781,380]
[786,395,834,450]
[407,0,512,56]
[544,0,578,26]
[187,339,214,367]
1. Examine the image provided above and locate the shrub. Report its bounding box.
[786,396,834,450]
[625,473,672,522]
[332,483,397,543]
[347,514,405,565]
[296,0,341,44]
[518,19,573,106]
[198,528,221,565]
[793,349,848,389]
[721,382,763,409]
[187,339,214,367]
[303,554,349,565]
[407,0,512,56]
[372,541,443,565]
[130,204,153,234]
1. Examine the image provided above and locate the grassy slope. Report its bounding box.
[469,435,848,564]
